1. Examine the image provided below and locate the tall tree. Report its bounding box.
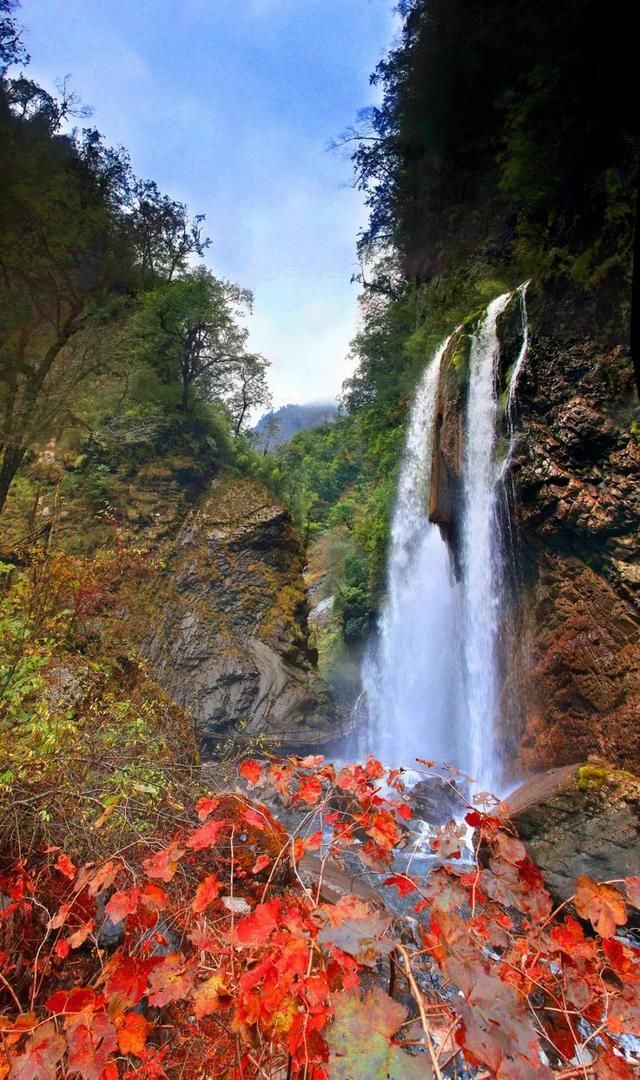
[128,268,267,415]
[0,10,213,513]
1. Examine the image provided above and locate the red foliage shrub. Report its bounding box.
[1,757,639,1078]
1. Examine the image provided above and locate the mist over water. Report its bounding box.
[362,290,529,793]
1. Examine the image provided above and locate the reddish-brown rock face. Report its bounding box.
[510,337,640,770]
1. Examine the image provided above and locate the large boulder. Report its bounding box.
[504,762,640,903]
[144,475,343,753]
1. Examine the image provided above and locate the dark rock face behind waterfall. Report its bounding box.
[510,338,640,770]
[427,321,640,773]
[144,475,342,753]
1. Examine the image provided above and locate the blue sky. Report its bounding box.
[19,0,396,407]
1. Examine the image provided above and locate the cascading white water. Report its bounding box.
[462,293,511,792]
[363,335,463,768]
[363,288,529,792]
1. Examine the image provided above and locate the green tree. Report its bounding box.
[128,268,269,419]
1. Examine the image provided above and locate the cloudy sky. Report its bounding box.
[19,0,396,407]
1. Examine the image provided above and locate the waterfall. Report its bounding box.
[462,293,511,791]
[363,289,529,793]
[363,335,463,768]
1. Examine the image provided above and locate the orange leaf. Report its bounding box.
[147,954,194,1007]
[574,876,627,938]
[295,775,323,805]
[143,841,184,882]
[140,882,168,912]
[251,854,271,874]
[68,920,95,949]
[364,810,401,850]
[192,973,232,1019]
[304,830,323,852]
[192,873,222,913]
[239,759,262,785]
[55,853,77,880]
[117,1012,149,1056]
[105,889,140,925]
[195,795,220,821]
[186,818,227,850]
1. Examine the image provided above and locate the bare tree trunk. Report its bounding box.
[0,444,27,515]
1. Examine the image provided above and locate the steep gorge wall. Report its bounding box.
[428,310,640,773]
[510,336,640,770]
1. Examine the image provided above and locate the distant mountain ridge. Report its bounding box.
[253,401,338,450]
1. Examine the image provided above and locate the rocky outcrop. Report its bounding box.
[504,763,640,903]
[510,337,640,770]
[429,337,466,555]
[144,475,342,753]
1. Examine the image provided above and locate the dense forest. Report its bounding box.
[1,1,639,1077]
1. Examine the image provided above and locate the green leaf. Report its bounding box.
[327,987,430,1080]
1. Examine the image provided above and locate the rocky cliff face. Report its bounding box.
[510,336,640,770]
[143,475,342,753]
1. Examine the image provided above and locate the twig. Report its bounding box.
[397,945,444,1080]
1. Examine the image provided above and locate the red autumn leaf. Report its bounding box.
[395,803,413,821]
[192,873,222,913]
[550,915,595,959]
[9,1020,66,1080]
[239,759,262,785]
[105,888,140,924]
[304,830,323,852]
[494,830,527,865]
[365,757,385,779]
[54,939,71,959]
[243,808,267,831]
[147,953,194,1007]
[65,1012,117,1080]
[46,987,96,1015]
[292,837,305,862]
[195,794,220,821]
[104,955,160,1006]
[382,874,416,897]
[117,1011,150,1056]
[55,852,77,880]
[140,881,168,912]
[295,774,323,805]
[251,854,271,874]
[299,754,325,768]
[235,899,281,947]
[574,876,627,939]
[192,973,232,1019]
[185,818,227,850]
[142,841,184,882]
[68,919,95,949]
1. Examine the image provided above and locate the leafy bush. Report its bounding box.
[1,755,639,1078]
